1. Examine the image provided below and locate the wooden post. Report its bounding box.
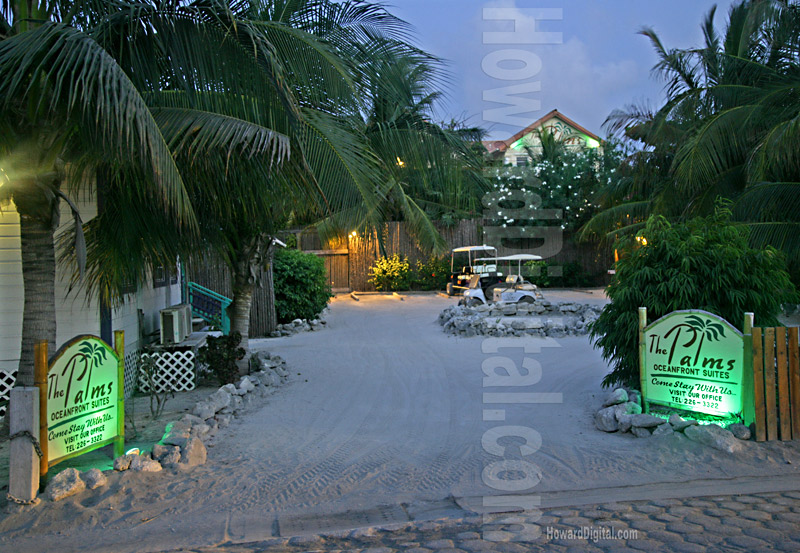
[777,328,791,440]
[8,387,39,503]
[753,327,766,441]
[34,341,48,479]
[638,307,648,414]
[742,313,755,427]
[764,328,778,441]
[789,327,800,440]
[114,330,125,458]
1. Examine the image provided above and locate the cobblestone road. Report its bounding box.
[181,491,800,553]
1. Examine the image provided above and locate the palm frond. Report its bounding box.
[0,22,195,227]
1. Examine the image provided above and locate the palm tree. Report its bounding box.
[354,45,489,251]
[61,0,423,358]
[585,1,800,269]
[0,0,197,386]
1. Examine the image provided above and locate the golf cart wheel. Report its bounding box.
[518,296,535,304]
[485,284,503,300]
[446,282,455,296]
[467,298,483,308]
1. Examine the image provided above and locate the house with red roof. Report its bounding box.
[483,109,603,166]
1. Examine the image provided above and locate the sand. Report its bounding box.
[2,291,800,553]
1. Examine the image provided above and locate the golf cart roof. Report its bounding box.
[452,245,497,253]
[496,254,543,261]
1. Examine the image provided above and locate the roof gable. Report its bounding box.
[491,109,601,154]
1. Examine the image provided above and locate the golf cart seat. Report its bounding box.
[505,274,521,284]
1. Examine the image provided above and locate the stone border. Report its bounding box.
[595,388,752,454]
[438,301,603,338]
[43,351,291,502]
[269,307,330,338]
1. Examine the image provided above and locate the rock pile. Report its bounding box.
[439,301,604,338]
[269,310,329,338]
[44,350,291,502]
[595,388,752,453]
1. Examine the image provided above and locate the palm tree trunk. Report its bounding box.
[16,212,57,387]
[229,260,254,375]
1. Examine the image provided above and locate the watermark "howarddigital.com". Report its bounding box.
[546,525,640,543]
[478,5,565,543]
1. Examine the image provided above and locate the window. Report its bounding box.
[515,156,529,167]
[153,264,179,289]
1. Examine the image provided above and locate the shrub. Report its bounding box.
[524,259,595,288]
[590,205,797,389]
[273,248,332,323]
[412,255,450,291]
[368,254,412,291]
[198,331,245,385]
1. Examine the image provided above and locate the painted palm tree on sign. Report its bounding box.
[663,314,727,367]
[685,315,727,366]
[76,339,108,402]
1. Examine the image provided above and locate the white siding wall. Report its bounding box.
[112,269,181,355]
[0,191,181,375]
[0,204,23,378]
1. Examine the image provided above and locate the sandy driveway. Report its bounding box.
[3,292,800,552]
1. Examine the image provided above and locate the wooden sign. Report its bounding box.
[36,331,125,475]
[640,309,747,417]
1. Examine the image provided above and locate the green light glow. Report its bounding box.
[585,137,600,148]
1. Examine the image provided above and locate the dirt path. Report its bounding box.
[2,293,800,553]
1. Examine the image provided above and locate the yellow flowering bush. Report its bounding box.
[368,254,411,291]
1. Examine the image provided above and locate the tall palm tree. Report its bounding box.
[583,0,800,268]
[61,0,422,356]
[354,45,489,251]
[0,0,198,386]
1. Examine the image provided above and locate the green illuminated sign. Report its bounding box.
[46,335,123,464]
[641,310,744,417]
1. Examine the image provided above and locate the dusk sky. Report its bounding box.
[389,1,739,140]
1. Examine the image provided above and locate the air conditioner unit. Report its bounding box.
[160,304,192,344]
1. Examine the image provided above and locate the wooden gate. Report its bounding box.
[321,250,350,291]
[752,327,800,441]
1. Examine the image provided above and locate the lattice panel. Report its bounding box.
[124,350,140,398]
[138,351,196,393]
[0,370,17,420]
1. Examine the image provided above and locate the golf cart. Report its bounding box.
[445,245,504,296]
[460,254,544,306]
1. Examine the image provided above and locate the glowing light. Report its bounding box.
[636,236,648,246]
[396,157,405,167]
[349,231,357,238]
[585,137,600,148]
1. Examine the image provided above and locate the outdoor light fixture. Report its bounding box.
[350,231,357,238]
[636,235,648,246]
[396,157,405,167]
